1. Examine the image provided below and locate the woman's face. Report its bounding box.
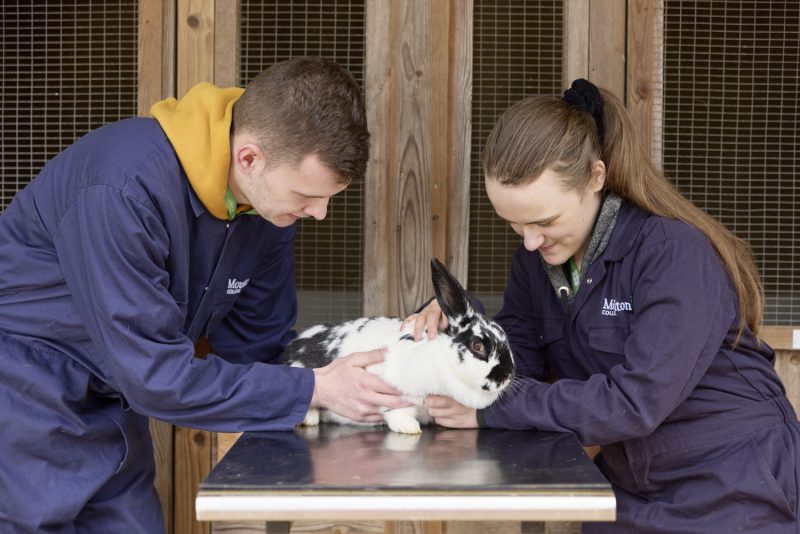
[485,163,605,268]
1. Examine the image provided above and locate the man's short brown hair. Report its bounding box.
[233,57,370,184]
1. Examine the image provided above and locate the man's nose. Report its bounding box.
[304,198,329,221]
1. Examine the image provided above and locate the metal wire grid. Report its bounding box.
[662,0,800,325]
[0,0,138,211]
[468,0,564,317]
[239,1,366,329]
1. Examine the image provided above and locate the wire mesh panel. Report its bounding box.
[662,0,800,325]
[0,0,138,210]
[469,1,563,316]
[239,1,366,330]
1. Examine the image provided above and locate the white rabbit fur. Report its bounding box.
[283,258,515,434]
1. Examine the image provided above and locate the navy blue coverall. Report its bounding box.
[483,202,800,533]
[0,118,314,532]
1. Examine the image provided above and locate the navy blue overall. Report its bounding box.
[0,118,313,532]
[483,203,800,533]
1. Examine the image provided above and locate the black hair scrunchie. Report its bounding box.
[562,78,605,145]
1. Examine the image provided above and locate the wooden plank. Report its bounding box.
[390,0,435,317]
[761,326,799,351]
[562,0,589,87]
[214,0,240,87]
[138,0,164,116]
[444,0,473,284]
[139,1,174,532]
[178,0,215,96]
[175,3,215,532]
[588,0,626,99]
[387,521,443,534]
[364,0,471,316]
[627,0,658,154]
[775,349,800,415]
[429,1,451,271]
[176,425,213,534]
[364,0,395,317]
[215,432,242,463]
[150,418,174,534]
[163,0,177,98]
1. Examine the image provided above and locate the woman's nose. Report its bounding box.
[523,227,545,251]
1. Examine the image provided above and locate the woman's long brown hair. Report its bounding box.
[482,87,764,341]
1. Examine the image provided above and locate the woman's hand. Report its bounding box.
[426,395,478,428]
[402,299,448,341]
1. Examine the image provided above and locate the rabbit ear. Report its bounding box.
[431,258,472,321]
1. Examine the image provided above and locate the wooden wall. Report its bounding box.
[136,1,799,533]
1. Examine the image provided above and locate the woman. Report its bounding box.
[412,80,800,533]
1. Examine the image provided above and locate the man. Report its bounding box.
[0,57,406,532]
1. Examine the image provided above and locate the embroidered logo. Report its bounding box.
[227,278,250,295]
[602,298,632,316]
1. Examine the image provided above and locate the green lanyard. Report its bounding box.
[566,257,580,293]
[224,188,258,220]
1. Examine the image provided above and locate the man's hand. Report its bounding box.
[426,395,478,428]
[402,299,448,341]
[311,349,411,422]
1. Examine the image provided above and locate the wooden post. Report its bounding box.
[364,0,473,318]
[175,3,215,533]
[139,0,176,532]
[588,0,626,99]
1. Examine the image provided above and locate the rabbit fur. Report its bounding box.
[283,258,515,434]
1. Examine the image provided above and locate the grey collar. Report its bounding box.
[541,192,622,312]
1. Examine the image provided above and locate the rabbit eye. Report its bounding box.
[470,340,485,354]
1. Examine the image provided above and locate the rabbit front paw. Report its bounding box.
[383,406,422,434]
[303,407,320,426]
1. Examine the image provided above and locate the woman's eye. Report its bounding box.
[470,340,485,354]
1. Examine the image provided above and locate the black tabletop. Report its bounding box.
[201,424,611,494]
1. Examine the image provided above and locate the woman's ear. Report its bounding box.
[589,159,606,192]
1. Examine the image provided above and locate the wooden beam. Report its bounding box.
[214,0,239,87]
[588,0,626,99]
[138,0,165,116]
[364,0,396,316]
[178,0,215,96]
[444,0,473,284]
[175,426,212,534]
[364,0,473,317]
[627,0,660,157]
[562,0,589,87]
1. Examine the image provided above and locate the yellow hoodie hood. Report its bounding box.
[151,83,244,220]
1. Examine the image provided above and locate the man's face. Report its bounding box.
[236,153,348,227]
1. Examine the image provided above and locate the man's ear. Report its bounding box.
[232,137,264,175]
[589,159,606,192]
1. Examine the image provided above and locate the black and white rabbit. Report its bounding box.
[283,258,515,434]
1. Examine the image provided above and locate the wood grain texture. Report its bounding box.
[562,0,589,86]
[444,0,472,284]
[387,521,443,534]
[364,0,395,316]
[178,0,215,96]
[214,0,239,87]
[364,0,473,317]
[150,418,174,534]
[588,0,625,98]
[627,0,657,154]
[775,349,800,415]
[137,0,164,116]
[176,426,212,534]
